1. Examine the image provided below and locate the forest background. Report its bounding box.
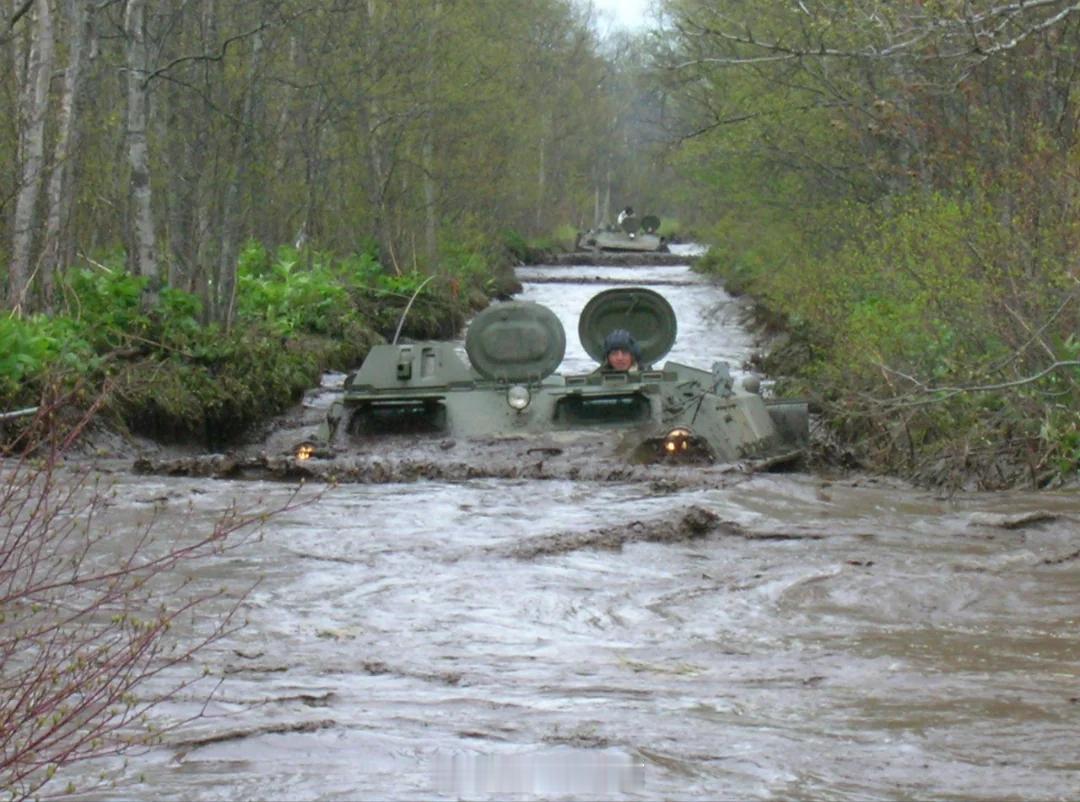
[2,0,1080,488]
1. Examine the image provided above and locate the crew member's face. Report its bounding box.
[607,348,634,371]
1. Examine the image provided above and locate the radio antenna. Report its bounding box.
[392,275,437,345]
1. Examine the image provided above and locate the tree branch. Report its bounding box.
[877,360,1080,409]
[138,19,277,86]
[9,0,35,30]
[670,1,1080,69]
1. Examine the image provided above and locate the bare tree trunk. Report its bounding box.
[163,102,193,293]
[40,0,92,310]
[421,1,440,270]
[602,164,612,224]
[8,0,54,313]
[422,138,436,268]
[218,31,262,330]
[124,0,159,307]
[533,128,544,230]
[298,111,323,264]
[361,0,396,271]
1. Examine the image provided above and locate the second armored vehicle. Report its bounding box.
[576,211,668,253]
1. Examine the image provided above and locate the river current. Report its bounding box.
[58,250,1079,800]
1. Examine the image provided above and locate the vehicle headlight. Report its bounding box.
[295,443,316,461]
[663,427,693,454]
[507,384,531,411]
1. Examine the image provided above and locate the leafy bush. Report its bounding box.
[236,245,354,336]
[550,224,579,252]
[657,217,684,240]
[0,317,58,398]
[501,229,531,262]
[8,238,501,446]
[701,189,1080,485]
[0,317,97,405]
[235,241,436,339]
[62,267,149,349]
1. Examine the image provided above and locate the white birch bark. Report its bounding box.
[124,0,159,306]
[8,0,54,312]
[40,0,92,306]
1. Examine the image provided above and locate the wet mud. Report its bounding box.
[53,256,1080,801]
[500,505,727,559]
[132,438,798,487]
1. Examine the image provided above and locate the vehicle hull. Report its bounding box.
[318,343,807,464]
[577,229,667,253]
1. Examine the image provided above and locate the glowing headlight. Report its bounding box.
[295,443,316,461]
[663,427,693,455]
[507,385,531,411]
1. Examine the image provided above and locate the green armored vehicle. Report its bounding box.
[576,211,668,254]
[307,287,808,465]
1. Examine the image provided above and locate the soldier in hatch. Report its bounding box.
[596,328,645,373]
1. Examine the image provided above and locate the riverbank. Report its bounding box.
[1,245,521,455]
[693,246,1079,491]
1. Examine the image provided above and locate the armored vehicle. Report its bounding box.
[306,287,808,465]
[576,212,667,253]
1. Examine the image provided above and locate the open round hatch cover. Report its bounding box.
[466,301,566,381]
[579,287,677,366]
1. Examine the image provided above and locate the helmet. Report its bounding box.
[603,329,641,362]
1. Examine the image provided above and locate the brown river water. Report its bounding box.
[55,251,1079,800]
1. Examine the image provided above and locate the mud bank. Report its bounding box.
[132,440,801,487]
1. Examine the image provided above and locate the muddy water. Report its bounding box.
[62,256,1079,800]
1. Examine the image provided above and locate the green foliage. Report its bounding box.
[438,224,495,281]
[116,331,321,442]
[655,0,1080,484]
[156,287,205,346]
[550,224,580,252]
[235,242,378,337]
[0,317,60,398]
[656,217,683,240]
[500,225,579,259]
[0,316,98,404]
[1040,407,1080,477]
[796,197,1020,389]
[62,267,150,349]
[501,229,531,262]
[698,184,1080,484]
[5,237,499,444]
[233,240,479,343]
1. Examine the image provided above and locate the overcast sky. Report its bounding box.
[588,0,650,31]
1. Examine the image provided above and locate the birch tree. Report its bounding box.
[7,0,54,313]
[39,0,94,307]
[124,0,160,307]
[422,2,440,269]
